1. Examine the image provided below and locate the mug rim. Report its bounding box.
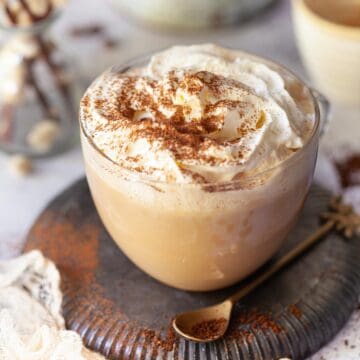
[293,0,360,39]
[80,48,321,188]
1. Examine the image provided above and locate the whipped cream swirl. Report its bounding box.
[80,44,314,184]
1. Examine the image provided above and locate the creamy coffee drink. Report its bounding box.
[80,44,319,291]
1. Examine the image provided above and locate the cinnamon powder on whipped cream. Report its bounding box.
[80,44,315,184]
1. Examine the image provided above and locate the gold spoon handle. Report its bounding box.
[229,220,335,304]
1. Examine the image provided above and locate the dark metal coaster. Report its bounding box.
[24,178,360,360]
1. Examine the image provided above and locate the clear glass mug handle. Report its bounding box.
[311,88,331,137]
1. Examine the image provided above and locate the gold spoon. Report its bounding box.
[173,197,360,343]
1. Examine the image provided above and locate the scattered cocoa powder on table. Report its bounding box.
[227,308,282,342]
[69,24,120,49]
[335,153,360,188]
[70,24,104,37]
[288,304,302,319]
[142,324,178,356]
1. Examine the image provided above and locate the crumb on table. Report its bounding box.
[9,154,33,176]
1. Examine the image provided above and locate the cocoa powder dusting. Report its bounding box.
[227,308,282,341]
[81,69,260,183]
[142,324,177,354]
[335,153,360,188]
[25,209,128,322]
[27,210,99,284]
[288,304,302,319]
[190,318,228,340]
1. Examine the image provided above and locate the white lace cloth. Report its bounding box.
[0,250,104,360]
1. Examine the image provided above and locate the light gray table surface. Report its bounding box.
[0,0,359,358]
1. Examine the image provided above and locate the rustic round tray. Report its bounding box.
[24,178,360,360]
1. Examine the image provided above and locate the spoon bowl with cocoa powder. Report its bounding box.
[173,300,232,343]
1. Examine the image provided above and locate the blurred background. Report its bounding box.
[0,0,359,357]
[1,0,359,240]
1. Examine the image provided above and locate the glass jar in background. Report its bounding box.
[0,0,79,157]
[111,0,276,30]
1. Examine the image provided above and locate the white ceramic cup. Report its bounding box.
[292,0,360,107]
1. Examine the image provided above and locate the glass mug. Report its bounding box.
[80,52,329,291]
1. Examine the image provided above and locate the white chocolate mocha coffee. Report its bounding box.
[80,44,319,291]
